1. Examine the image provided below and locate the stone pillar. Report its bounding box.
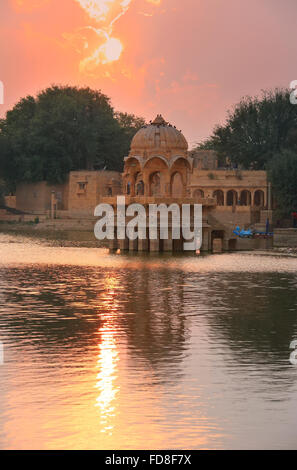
[201,228,210,251]
[143,173,150,197]
[129,238,138,251]
[251,190,255,207]
[164,182,171,197]
[109,239,118,251]
[150,238,160,252]
[223,190,227,207]
[268,182,272,210]
[163,237,173,252]
[51,191,57,219]
[119,237,129,251]
[138,238,149,251]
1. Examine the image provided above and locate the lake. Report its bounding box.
[0,233,297,450]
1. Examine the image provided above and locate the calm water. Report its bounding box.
[0,233,297,450]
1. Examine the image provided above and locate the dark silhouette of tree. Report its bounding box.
[195,88,297,170]
[268,149,297,215]
[0,85,145,186]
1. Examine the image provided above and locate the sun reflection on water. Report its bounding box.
[95,275,120,435]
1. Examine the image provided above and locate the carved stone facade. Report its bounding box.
[101,115,271,252]
[13,114,270,252]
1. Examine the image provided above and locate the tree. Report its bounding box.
[197,89,297,169]
[115,112,146,157]
[268,150,297,215]
[0,86,145,186]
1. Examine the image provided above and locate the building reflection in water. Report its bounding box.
[119,267,188,381]
[0,261,223,448]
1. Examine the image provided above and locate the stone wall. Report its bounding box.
[226,237,273,251]
[16,181,68,213]
[274,229,297,248]
[67,170,122,214]
[189,150,218,170]
[209,206,258,234]
[15,170,122,215]
[189,169,268,205]
[4,196,16,209]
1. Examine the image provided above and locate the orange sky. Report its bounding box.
[0,0,296,146]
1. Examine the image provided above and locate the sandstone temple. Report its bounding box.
[10,115,272,252]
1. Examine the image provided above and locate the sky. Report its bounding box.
[0,0,296,147]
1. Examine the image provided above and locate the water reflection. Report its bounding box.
[95,275,120,435]
[0,234,297,449]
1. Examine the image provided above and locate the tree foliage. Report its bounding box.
[114,111,146,160]
[268,150,297,215]
[195,89,297,170]
[0,86,145,186]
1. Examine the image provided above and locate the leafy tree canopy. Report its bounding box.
[194,88,297,170]
[0,85,145,186]
[268,149,297,216]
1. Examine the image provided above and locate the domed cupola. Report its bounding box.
[129,114,188,159]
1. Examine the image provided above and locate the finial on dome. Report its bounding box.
[152,114,167,126]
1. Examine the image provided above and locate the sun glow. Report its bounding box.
[102,37,123,62]
[74,0,161,71]
[74,0,132,69]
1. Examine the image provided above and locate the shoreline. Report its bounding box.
[0,222,105,248]
[1,222,296,255]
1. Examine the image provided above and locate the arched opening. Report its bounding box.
[193,189,204,199]
[226,190,238,206]
[171,172,183,197]
[213,190,224,206]
[124,157,142,197]
[150,172,161,196]
[136,180,144,196]
[240,190,251,206]
[144,156,169,170]
[254,190,264,207]
[134,172,145,196]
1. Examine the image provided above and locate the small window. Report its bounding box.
[77,182,87,194]
[107,187,112,196]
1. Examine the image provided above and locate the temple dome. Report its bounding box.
[130,115,188,157]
